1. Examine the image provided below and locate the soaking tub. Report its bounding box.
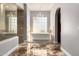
[0,34,19,56]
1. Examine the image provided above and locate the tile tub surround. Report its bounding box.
[0,34,17,41]
[10,42,64,56]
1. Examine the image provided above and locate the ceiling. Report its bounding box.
[27,3,55,11]
[3,3,17,11]
[0,3,25,11]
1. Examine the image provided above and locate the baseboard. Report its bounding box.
[61,47,71,56]
[3,45,19,56]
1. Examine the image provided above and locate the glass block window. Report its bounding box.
[8,17,17,33]
[33,16,47,32]
[31,11,49,33]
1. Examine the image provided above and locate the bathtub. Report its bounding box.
[0,36,19,56]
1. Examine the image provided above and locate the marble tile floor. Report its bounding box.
[9,42,64,56]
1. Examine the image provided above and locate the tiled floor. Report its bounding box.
[9,42,64,56]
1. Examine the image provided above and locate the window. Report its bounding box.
[8,17,17,33]
[33,16,47,32]
[31,11,50,33]
[7,11,17,33]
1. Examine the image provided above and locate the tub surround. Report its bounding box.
[0,34,17,41]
